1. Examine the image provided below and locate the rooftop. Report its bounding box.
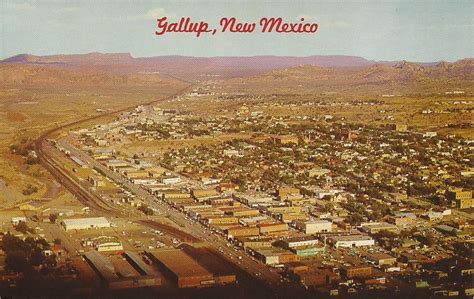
[147,249,212,278]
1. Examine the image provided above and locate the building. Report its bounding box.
[85,251,160,289]
[258,223,288,234]
[161,176,181,185]
[11,216,27,225]
[387,216,414,227]
[236,237,273,249]
[307,168,331,178]
[273,135,299,145]
[295,220,332,234]
[146,249,215,288]
[181,204,212,213]
[233,192,273,206]
[71,156,87,168]
[88,176,106,187]
[226,226,260,239]
[295,269,339,288]
[84,251,117,284]
[216,183,239,193]
[399,252,434,269]
[252,247,300,265]
[366,253,396,266]
[204,216,239,226]
[277,187,301,199]
[161,190,191,203]
[446,189,473,209]
[124,251,155,276]
[61,217,110,231]
[360,222,398,234]
[281,236,319,249]
[391,124,407,132]
[326,235,375,248]
[106,160,129,170]
[191,188,219,201]
[227,208,260,217]
[179,245,236,286]
[290,245,326,257]
[267,206,302,214]
[125,170,149,179]
[341,265,373,279]
[84,236,123,252]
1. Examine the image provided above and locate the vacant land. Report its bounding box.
[0,67,187,205]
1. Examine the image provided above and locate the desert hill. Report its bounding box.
[1,53,393,79]
[222,59,473,95]
[0,63,167,87]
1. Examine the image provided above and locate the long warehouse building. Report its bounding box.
[146,249,215,288]
[61,217,111,231]
[84,251,161,290]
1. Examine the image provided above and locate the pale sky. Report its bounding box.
[1,0,473,62]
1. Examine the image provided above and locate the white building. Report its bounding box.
[233,192,273,206]
[161,176,181,185]
[326,235,375,248]
[295,220,332,234]
[61,217,110,231]
[84,236,123,252]
[11,216,27,225]
[282,237,319,249]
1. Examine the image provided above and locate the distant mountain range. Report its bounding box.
[1,53,472,94]
[223,59,473,95]
[0,52,453,79]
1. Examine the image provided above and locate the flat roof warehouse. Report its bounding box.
[147,249,214,288]
[61,217,110,231]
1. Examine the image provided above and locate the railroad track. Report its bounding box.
[36,142,116,215]
[34,83,193,217]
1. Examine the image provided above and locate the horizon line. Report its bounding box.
[2,51,473,64]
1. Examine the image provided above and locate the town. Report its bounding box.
[2,83,469,298]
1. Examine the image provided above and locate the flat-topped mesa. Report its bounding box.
[1,52,134,65]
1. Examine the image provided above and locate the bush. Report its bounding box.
[49,213,58,224]
[16,222,29,234]
[139,205,154,216]
[22,184,38,196]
